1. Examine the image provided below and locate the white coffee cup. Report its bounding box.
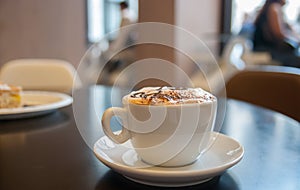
[101,88,217,167]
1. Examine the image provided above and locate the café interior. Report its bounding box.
[0,0,300,190]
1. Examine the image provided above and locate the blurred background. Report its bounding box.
[0,0,299,79]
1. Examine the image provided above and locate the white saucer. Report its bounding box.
[93,132,244,187]
[0,91,73,120]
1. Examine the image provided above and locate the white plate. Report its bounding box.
[93,132,244,187]
[0,91,73,119]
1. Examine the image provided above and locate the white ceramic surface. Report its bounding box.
[0,91,73,119]
[93,131,244,187]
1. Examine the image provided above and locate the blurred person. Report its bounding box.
[105,1,137,73]
[119,1,137,28]
[108,1,137,53]
[99,1,137,84]
[239,12,256,40]
[253,0,300,68]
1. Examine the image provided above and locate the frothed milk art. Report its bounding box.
[102,86,218,167]
[128,86,216,105]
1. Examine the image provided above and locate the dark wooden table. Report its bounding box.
[1,85,299,190]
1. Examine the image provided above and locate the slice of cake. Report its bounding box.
[0,82,22,108]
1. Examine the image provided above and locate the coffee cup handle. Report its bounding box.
[101,107,130,144]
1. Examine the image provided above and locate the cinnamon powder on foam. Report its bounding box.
[129,87,216,105]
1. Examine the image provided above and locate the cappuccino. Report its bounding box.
[102,86,217,166]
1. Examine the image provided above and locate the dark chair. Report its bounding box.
[226,65,300,122]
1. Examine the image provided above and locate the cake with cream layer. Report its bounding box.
[0,82,22,108]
